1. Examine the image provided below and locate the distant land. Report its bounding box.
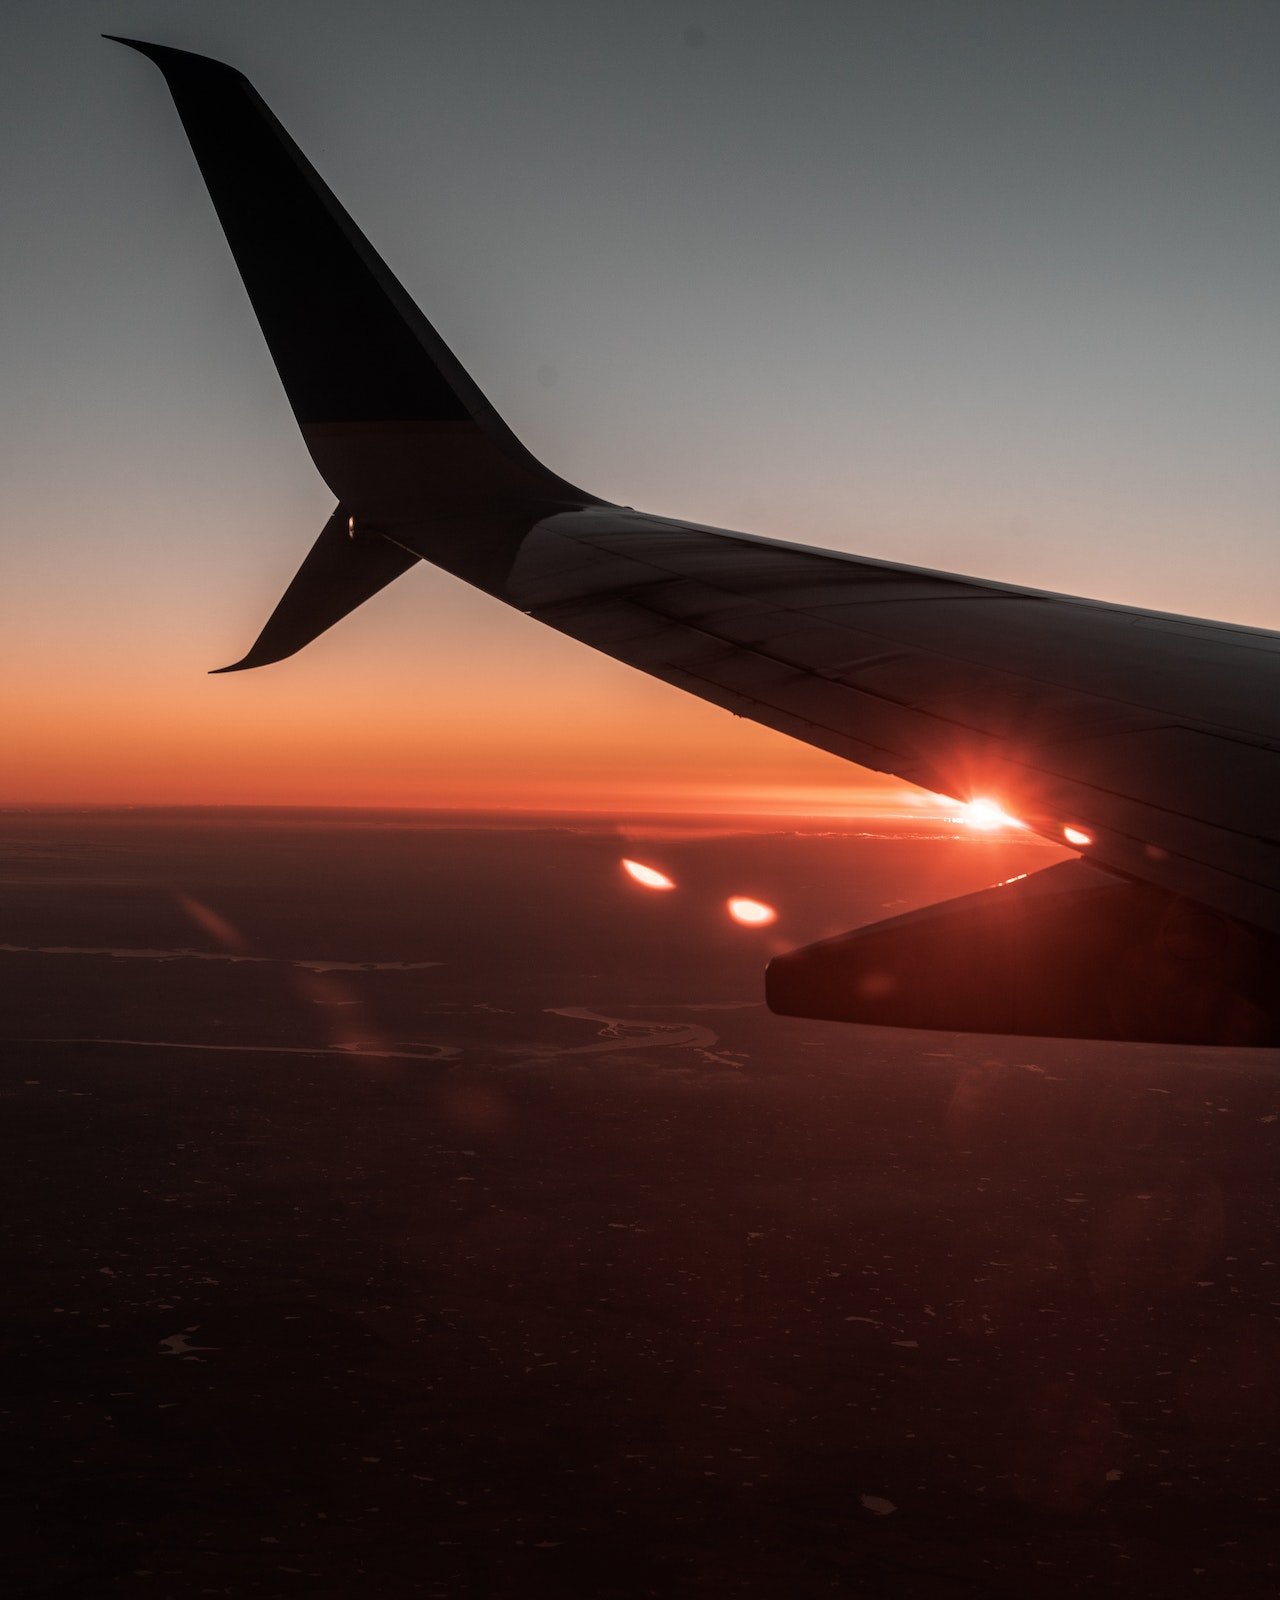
[3,807,1276,1596]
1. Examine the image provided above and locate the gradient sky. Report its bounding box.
[3,1,1278,811]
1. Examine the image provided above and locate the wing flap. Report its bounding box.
[767,859,1280,1045]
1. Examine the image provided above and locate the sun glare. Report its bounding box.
[621,858,676,890]
[727,897,777,927]
[957,797,1024,832]
[1062,824,1093,847]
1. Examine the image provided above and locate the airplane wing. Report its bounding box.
[110,38,1280,1045]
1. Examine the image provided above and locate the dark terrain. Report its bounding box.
[3,809,1278,1597]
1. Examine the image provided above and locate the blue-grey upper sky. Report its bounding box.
[3,0,1278,806]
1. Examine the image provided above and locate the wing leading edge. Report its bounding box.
[114,39,1280,1042]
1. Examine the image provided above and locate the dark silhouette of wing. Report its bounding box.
[474,508,1280,941]
[113,39,1280,1040]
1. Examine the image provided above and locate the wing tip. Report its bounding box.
[103,35,246,82]
[208,639,305,674]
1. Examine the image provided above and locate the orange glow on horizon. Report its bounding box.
[621,859,676,890]
[1,618,925,816]
[2,655,923,814]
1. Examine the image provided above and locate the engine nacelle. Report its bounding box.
[765,860,1279,1045]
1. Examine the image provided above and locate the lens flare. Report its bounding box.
[621,858,676,890]
[175,892,249,953]
[1062,824,1093,847]
[727,896,776,927]
[958,797,1023,832]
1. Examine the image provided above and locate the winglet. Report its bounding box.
[111,34,606,670]
[108,35,599,520]
[212,509,419,673]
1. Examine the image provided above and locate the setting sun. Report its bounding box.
[956,798,1025,832]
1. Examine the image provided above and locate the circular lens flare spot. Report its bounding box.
[1062,824,1093,847]
[727,896,776,927]
[959,797,1024,832]
[621,858,676,891]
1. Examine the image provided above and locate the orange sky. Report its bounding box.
[4,556,917,814]
[5,660,914,814]
[6,486,1269,818]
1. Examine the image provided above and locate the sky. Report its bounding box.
[3,0,1278,812]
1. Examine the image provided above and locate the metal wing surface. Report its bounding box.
[481,508,1280,937]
